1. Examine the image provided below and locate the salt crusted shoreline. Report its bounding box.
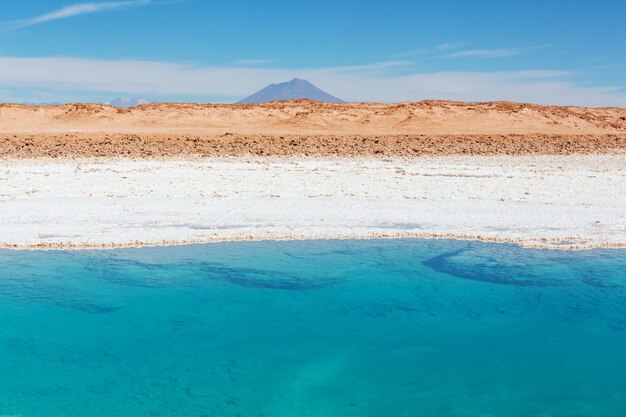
[1,155,625,251]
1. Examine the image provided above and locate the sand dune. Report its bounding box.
[1,100,625,135]
[1,100,625,158]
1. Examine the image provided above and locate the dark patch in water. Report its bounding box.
[0,274,121,314]
[423,249,566,287]
[86,257,341,291]
[58,301,122,314]
[199,263,341,290]
[582,276,619,288]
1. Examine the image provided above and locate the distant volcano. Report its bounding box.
[107,97,153,108]
[238,78,343,104]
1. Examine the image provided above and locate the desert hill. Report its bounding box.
[1,100,625,158]
[1,100,625,135]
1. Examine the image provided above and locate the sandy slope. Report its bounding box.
[1,100,625,158]
[1,100,625,135]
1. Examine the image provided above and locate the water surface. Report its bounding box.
[1,239,625,416]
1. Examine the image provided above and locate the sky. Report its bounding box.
[0,0,625,106]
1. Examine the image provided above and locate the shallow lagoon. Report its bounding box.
[1,239,625,417]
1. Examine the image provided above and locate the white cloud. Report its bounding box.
[400,43,550,60]
[0,56,624,107]
[398,42,466,57]
[448,49,520,58]
[435,42,467,51]
[0,1,152,31]
[448,44,552,59]
[233,59,272,66]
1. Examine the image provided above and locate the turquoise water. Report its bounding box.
[1,239,625,417]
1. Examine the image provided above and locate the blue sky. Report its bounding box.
[1,0,625,105]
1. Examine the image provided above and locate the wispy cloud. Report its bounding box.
[0,0,153,31]
[434,42,467,51]
[448,48,520,58]
[330,61,411,73]
[233,59,272,66]
[448,44,552,59]
[0,56,624,107]
[398,42,466,57]
[399,43,549,60]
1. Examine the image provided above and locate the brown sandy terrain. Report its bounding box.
[2,133,625,158]
[1,100,625,157]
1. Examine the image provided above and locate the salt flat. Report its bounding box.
[0,155,624,249]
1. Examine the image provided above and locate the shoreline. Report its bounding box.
[1,232,625,252]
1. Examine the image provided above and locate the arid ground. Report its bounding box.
[1,100,625,249]
[1,100,625,158]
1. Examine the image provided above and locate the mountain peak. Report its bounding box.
[238,79,343,104]
[107,97,153,108]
